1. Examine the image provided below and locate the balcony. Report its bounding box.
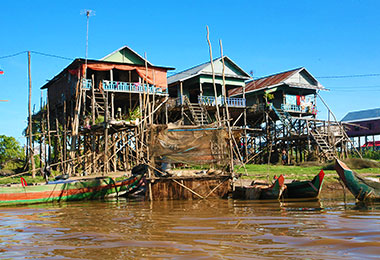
[281,103,316,114]
[82,79,168,96]
[198,95,246,108]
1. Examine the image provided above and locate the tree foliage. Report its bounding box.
[0,135,24,166]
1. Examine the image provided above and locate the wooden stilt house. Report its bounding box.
[342,108,380,151]
[40,46,174,175]
[166,56,251,125]
[229,67,354,163]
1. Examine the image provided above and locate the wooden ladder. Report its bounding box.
[188,102,209,125]
[93,90,108,118]
[311,129,335,160]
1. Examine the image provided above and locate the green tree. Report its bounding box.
[0,135,24,167]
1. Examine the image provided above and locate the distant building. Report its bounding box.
[342,108,380,148]
[42,46,174,119]
[229,67,326,118]
[167,56,251,105]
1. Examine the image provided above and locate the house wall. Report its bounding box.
[345,119,380,137]
[199,75,245,88]
[286,70,317,86]
[102,49,144,65]
[47,73,77,108]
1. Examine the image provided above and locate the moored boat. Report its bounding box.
[282,170,325,199]
[233,175,285,200]
[335,159,380,201]
[258,175,285,199]
[0,167,146,206]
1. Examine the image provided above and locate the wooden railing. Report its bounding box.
[281,103,317,114]
[82,79,168,95]
[198,95,246,108]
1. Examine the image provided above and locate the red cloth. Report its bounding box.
[80,63,168,89]
[296,95,300,105]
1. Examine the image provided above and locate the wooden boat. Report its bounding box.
[0,171,145,206]
[282,170,325,199]
[233,175,285,200]
[335,159,380,201]
[258,175,285,199]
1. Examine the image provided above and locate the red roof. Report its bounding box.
[229,68,301,96]
[361,141,380,147]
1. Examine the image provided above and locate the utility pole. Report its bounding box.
[82,9,94,81]
[28,51,36,177]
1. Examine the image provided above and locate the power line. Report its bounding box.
[331,85,380,89]
[0,50,73,61]
[316,73,380,79]
[30,51,72,61]
[1,50,380,80]
[0,51,27,60]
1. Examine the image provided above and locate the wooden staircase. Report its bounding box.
[272,106,291,129]
[188,102,210,125]
[93,90,109,118]
[310,129,335,161]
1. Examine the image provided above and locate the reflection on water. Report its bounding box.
[0,193,379,259]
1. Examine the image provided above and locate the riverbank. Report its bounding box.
[235,161,380,191]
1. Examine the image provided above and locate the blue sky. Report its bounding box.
[1,0,380,143]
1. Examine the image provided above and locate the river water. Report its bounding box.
[0,192,379,259]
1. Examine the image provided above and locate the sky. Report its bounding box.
[1,0,380,143]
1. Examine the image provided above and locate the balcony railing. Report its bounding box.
[281,103,316,114]
[198,95,246,108]
[81,79,168,95]
[82,79,92,90]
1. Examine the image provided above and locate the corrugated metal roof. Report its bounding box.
[341,108,380,122]
[229,67,302,96]
[167,56,251,85]
[167,60,211,85]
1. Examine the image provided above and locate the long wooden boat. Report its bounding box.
[335,159,380,201]
[258,175,285,199]
[282,170,325,199]
[233,175,285,200]
[0,173,145,206]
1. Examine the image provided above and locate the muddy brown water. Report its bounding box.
[0,191,379,259]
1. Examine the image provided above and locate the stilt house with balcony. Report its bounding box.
[40,46,174,175]
[229,67,354,163]
[166,56,251,125]
[342,108,380,151]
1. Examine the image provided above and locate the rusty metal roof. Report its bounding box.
[229,67,302,96]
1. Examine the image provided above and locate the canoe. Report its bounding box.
[0,171,145,206]
[233,175,285,200]
[335,159,380,201]
[258,175,285,200]
[282,170,325,199]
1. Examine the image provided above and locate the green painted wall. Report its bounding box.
[102,48,144,65]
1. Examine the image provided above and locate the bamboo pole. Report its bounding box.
[63,101,67,173]
[219,40,234,175]
[91,74,95,124]
[28,51,36,177]
[206,26,221,125]
[46,99,51,164]
[39,92,43,170]
[180,81,184,124]
[104,91,109,175]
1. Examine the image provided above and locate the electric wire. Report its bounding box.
[0,50,72,61]
[0,51,27,60]
[30,51,72,61]
[2,51,380,82]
